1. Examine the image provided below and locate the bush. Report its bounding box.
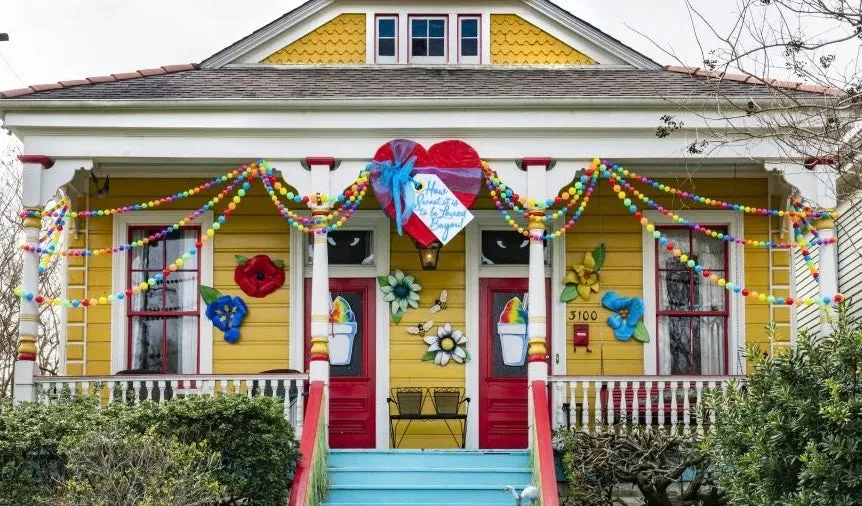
[0,394,299,506]
[0,396,106,505]
[705,309,862,505]
[556,429,725,506]
[54,427,223,506]
[119,394,298,505]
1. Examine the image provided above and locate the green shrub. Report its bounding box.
[705,309,862,505]
[0,396,106,506]
[0,394,299,506]
[113,394,298,505]
[54,427,223,506]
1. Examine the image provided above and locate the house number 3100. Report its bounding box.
[569,310,598,321]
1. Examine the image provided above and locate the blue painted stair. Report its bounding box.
[323,449,532,506]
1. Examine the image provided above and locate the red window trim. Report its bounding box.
[407,15,448,62]
[374,14,399,63]
[654,225,730,375]
[457,15,481,63]
[126,225,201,373]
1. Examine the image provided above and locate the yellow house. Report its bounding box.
[1,1,841,504]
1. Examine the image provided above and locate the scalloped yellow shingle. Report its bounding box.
[490,14,595,65]
[262,13,366,64]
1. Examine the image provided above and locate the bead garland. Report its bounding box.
[613,164,837,220]
[24,171,250,260]
[18,171,243,221]
[259,161,371,234]
[483,162,599,240]
[15,171,251,308]
[602,165,844,306]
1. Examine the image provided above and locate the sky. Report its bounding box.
[0,0,737,92]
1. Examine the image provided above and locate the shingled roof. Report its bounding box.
[0,66,828,101]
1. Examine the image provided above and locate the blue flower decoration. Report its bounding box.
[601,291,648,342]
[205,295,248,344]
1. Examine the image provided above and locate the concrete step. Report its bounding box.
[324,485,529,504]
[329,467,531,487]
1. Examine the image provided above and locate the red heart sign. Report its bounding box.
[370,139,483,247]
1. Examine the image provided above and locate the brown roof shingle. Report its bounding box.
[0,66,828,101]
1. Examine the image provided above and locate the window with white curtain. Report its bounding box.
[655,226,728,375]
[127,226,200,373]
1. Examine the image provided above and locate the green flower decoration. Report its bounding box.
[378,270,421,323]
[561,243,606,302]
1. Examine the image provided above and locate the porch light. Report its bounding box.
[415,240,441,270]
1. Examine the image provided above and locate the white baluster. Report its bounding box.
[569,382,577,430]
[593,381,603,434]
[709,381,719,430]
[670,380,679,434]
[81,380,90,399]
[695,381,704,436]
[232,378,240,395]
[657,381,666,429]
[216,379,226,395]
[632,381,641,429]
[554,381,566,428]
[645,380,653,430]
[581,381,590,433]
[619,381,628,432]
[682,380,691,435]
[295,379,305,439]
[245,379,254,397]
[108,381,117,404]
[606,380,615,434]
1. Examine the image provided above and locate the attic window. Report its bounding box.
[410,17,447,63]
[376,15,398,64]
[459,16,480,63]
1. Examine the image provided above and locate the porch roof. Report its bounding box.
[0,66,825,102]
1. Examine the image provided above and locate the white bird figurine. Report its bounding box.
[504,485,540,505]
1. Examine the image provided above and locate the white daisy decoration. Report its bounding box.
[422,323,470,366]
[378,270,421,323]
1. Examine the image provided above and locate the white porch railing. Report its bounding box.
[550,375,745,437]
[32,373,308,438]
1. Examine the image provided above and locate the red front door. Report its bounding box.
[305,278,376,448]
[479,278,550,449]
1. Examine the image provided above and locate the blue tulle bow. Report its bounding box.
[375,153,418,236]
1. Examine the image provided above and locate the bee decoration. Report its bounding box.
[430,290,448,314]
[407,321,434,338]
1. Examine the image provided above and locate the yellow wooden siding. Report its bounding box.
[565,178,786,376]
[77,178,291,375]
[388,229,467,448]
[490,14,595,65]
[262,13,366,64]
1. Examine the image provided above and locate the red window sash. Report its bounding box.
[126,225,201,373]
[654,225,730,375]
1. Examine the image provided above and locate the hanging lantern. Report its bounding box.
[415,240,441,270]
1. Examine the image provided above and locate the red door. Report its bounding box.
[479,278,551,449]
[305,278,376,448]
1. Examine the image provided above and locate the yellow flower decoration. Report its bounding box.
[561,243,605,302]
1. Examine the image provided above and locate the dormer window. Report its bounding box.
[376,16,398,64]
[410,17,447,63]
[459,16,480,63]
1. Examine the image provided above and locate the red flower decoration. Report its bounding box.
[234,255,285,298]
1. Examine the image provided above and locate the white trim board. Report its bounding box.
[465,210,558,449]
[297,212,391,448]
[641,210,745,376]
[110,210,214,374]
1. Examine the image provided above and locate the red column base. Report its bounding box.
[309,353,329,362]
[17,352,36,361]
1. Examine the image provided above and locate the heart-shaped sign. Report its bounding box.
[370,139,483,247]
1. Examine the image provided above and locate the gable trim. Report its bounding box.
[201,0,333,68]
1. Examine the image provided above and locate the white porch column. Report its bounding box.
[523,158,551,444]
[14,155,53,405]
[307,158,335,388]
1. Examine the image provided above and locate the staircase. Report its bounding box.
[323,449,533,506]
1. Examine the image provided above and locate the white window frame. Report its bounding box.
[375,15,398,64]
[465,211,564,448]
[408,16,448,64]
[641,210,745,376]
[292,211,391,448]
[457,15,481,64]
[110,210,214,374]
